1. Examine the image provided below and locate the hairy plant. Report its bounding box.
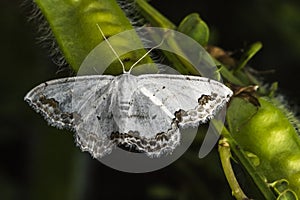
[26,0,300,199]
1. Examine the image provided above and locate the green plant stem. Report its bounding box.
[213,60,245,85]
[218,137,249,200]
[216,120,276,200]
[235,42,263,72]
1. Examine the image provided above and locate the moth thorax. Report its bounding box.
[117,73,138,107]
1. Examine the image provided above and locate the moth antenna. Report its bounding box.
[128,38,165,74]
[96,23,126,73]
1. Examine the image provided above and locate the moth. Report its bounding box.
[25,25,233,158]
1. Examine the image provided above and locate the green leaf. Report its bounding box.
[35,0,152,73]
[235,42,263,72]
[178,13,210,46]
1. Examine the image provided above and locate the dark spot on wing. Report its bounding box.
[110,132,143,153]
[198,94,213,105]
[174,109,187,122]
[162,86,165,89]
[155,132,169,141]
[118,144,144,153]
[34,94,81,129]
[38,95,60,109]
[109,122,179,155]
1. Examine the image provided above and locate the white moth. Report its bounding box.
[24,25,233,158]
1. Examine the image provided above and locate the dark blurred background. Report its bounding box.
[1,0,300,199]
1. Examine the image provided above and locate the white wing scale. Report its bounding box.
[137,74,232,127]
[25,74,232,158]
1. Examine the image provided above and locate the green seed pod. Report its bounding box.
[34,0,152,73]
[227,97,300,197]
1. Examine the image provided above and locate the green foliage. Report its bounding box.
[227,97,300,198]
[35,0,152,73]
[178,13,209,46]
[30,0,300,199]
[235,42,262,72]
